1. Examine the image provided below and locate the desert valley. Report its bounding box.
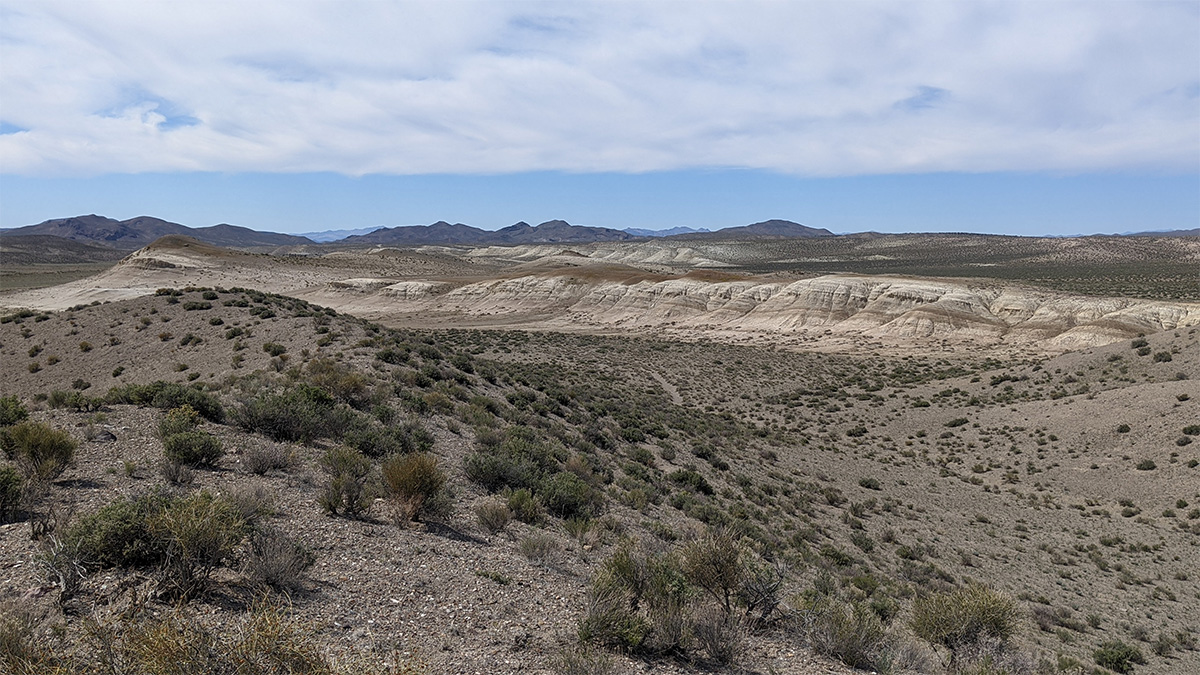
[0,217,1197,675]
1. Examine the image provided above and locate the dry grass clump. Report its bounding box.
[243,439,295,475]
[243,526,316,592]
[474,498,512,534]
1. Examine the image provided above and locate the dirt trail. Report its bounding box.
[650,370,684,405]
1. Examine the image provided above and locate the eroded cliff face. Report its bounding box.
[5,238,1198,354]
[354,272,1200,352]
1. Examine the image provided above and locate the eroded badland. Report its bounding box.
[1,232,1197,674]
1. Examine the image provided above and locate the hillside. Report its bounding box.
[341,220,635,246]
[2,215,314,250]
[1,285,1197,674]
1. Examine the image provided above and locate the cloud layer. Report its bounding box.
[2,1,1197,177]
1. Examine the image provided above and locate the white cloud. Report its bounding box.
[0,0,1196,176]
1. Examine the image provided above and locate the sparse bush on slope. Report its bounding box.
[1,421,76,482]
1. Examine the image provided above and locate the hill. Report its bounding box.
[1,215,314,250]
[672,219,834,240]
[340,219,635,246]
[0,286,1197,674]
[0,234,129,266]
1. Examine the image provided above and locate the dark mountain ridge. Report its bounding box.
[1,215,314,249]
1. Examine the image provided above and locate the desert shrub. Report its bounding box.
[0,466,23,523]
[682,527,745,614]
[1135,459,1156,470]
[552,646,616,675]
[243,441,294,475]
[507,488,543,524]
[580,538,689,654]
[578,585,653,653]
[161,459,195,486]
[1152,351,1172,362]
[154,491,246,599]
[235,384,355,443]
[858,477,882,490]
[343,418,433,457]
[519,532,560,565]
[0,600,48,672]
[159,405,201,438]
[64,493,172,569]
[107,381,224,422]
[262,342,287,357]
[540,471,604,520]
[0,395,28,426]
[82,604,329,674]
[225,483,274,523]
[475,499,512,534]
[690,605,744,666]
[243,527,315,592]
[1,421,76,481]
[1094,640,1145,673]
[303,357,372,409]
[667,469,714,495]
[381,452,450,522]
[464,427,561,492]
[47,389,103,412]
[803,596,893,671]
[163,431,223,467]
[318,446,374,518]
[910,583,1020,662]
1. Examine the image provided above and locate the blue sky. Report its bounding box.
[1,1,1197,235]
[2,171,1197,236]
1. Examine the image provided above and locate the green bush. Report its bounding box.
[910,583,1019,660]
[1094,640,1146,673]
[106,381,224,422]
[64,493,173,569]
[343,418,432,457]
[667,469,714,495]
[235,384,354,443]
[1,421,76,481]
[539,471,604,520]
[804,597,892,671]
[381,452,449,522]
[463,427,560,492]
[682,527,745,614]
[159,405,201,438]
[507,488,542,524]
[858,477,882,490]
[580,538,690,654]
[163,431,223,467]
[318,447,373,518]
[0,396,28,426]
[0,465,22,523]
[153,491,246,599]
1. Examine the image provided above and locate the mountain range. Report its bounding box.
[7,215,1193,253]
[1,216,833,250]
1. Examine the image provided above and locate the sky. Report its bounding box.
[1,1,1197,235]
